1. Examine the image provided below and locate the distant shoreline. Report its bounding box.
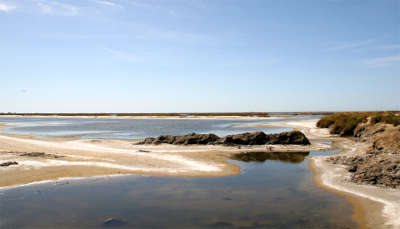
[0,114,307,120]
[0,112,271,117]
[0,112,333,118]
[0,112,330,121]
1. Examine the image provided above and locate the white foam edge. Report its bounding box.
[312,157,400,228]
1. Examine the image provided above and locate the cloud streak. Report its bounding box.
[35,0,78,16]
[90,0,123,8]
[365,55,400,67]
[0,2,16,12]
[325,39,375,51]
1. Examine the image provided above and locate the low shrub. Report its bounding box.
[317,111,400,136]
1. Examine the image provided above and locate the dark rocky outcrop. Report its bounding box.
[136,131,310,146]
[215,131,268,145]
[216,131,310,145]
[327,155,400,188]
[137,133,220,145]
[0,161,18,167]
[268,131,311,145]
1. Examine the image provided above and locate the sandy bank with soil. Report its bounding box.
[253,119,400,229]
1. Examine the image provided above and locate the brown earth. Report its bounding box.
[325,121,400,188]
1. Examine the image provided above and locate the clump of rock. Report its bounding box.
[138,133,220,145]
[326,155,400,188]
[0,161,18,167]
[136,131,310,146]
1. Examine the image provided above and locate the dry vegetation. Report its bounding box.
[318,111,400,188]
[317,111,400,136]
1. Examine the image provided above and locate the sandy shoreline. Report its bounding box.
[254,119,400,229]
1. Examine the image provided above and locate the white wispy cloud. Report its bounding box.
[104,47,144,62]
[325,39,375,51]
[90,0,122,8]
[35,0,78,16]
[36,2,52,14]
[365,55,400,67]
[0,2,16,12]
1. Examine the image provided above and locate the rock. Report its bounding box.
[267,131,311,145]
[0,161,18,167]
[327,155,400,188]
[103,218,127,227]
[351,158,400,188]
[348,164,358,172]
[137,131,310,146]
[216,131,267,145]
[138,150,151,153]
[152,135,176,145]
[140,137,156,144]
[173,133,220,145]
[136,133,219,145]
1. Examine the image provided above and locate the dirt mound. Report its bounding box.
[327,155,400,188]
[322,116,400,188]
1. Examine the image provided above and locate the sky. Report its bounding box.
[0,0,399,113]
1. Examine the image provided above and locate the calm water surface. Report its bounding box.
[0,117,300,139]
[0,150,357,229]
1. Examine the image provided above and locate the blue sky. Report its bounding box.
[1,0,399,112]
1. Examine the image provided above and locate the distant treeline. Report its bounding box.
[270,112,335,116]
[0,112,271,117]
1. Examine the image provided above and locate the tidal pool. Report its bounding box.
[0,150,357,229]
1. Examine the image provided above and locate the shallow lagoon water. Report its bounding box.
[0,117,295,139]
[0,151,357,229]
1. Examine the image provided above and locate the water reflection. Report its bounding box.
[232,151,309,163]
[0,153,357,229]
